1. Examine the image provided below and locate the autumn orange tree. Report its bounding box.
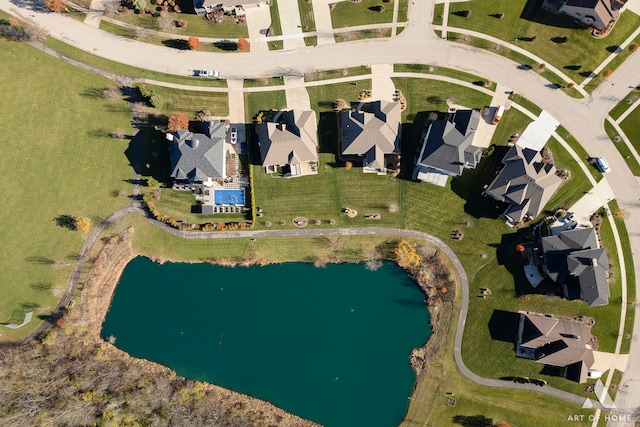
[394,239,422,269]
[237,37,249,51]
[168,113,189,132]
[493,421,512,427]
[75,217,91,233]
[45,0,66,12]
[187,36,200,50]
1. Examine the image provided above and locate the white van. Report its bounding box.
[492,105,505,125]
[595,157,611,173]
[587,370,602,379]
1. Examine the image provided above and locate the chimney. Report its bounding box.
[591,258,598,267]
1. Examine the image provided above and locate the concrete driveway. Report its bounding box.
[244,4,271,52]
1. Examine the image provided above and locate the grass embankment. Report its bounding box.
[604,120,640,176]
[305,66,371,82]
[335,28,392,42]
[394,63,498,90]
[508,92,542,116]
[609,90,640,121]
[0,37,132,340]
[445,0,640,87]
[146,85,229,116]
[619,105,640,154]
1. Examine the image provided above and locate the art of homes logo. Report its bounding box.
[581,379,615,410]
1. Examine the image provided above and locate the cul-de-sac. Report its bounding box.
[1,0,640,426]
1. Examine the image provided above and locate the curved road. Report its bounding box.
[1,0,637,419]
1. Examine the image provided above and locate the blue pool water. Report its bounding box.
[214,189,245,205]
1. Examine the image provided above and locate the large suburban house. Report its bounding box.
[484,145,562,223]
[257,110,319,178]
[338,100,401,174]
[413,109,483,182]
[516,312,596,383]
[541,228,610,306]
[193,0,268,16]
[542,0,627,31]
[167,120,226,187]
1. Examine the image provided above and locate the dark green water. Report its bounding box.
[102,256,431,427]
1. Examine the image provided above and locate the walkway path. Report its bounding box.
[283,75,311,110]
[83,0,106,28]
[226,79,247,123]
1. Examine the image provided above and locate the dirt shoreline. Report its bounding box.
[81,228,454,425]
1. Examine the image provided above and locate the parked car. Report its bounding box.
[594,157,611,173]
[195,69,219,78]
[230,127,238,144]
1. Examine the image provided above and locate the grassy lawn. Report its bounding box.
[489,108,533,147]
[604,120,640,176]
[243,91,287,123]
[394,63,497,90]
[446,0,640,86]
[304,36,318,46]
[335,28,392,42]
[609,90,640,121]
[305,66,371,82]
[433,3,444,26]
[243,77,285,88]
[619,105,640,153]
[0,37,133,340]
[397,0,409,22]
[269,0,283,36]
[555,125,604,181]
[583,34,640,93]
[610,200,636,354]
[331,0,395,28]
[43,38,229,87]
[104,12,248,38]
[306,80,372,114]
[149,189,245,224]
[146,85,228,116]
[392,77,493,122]
[508,92,543,116]
[544,137,593,212]
[298,0,316,32]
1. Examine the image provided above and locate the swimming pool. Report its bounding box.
[214,189,245,206]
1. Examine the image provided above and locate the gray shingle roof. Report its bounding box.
[541,228,609,306]
[258,110,318,168]
[415,109,482,176]
[340,101,401,170]
[485,145,562,221]
[168,121,226,183]
[519,313,594,382]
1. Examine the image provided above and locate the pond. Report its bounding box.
[102,256,431,427]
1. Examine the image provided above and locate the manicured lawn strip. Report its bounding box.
[604,120,640,176]
[446,0,640,86]
[508,92,542,116]
[243,77,285,88]
[298,0,316,32]
[619,105,640,153]
[335,28,392,42]
[331,0,394,28]
[555,125,604,181]
[304,36,317,46]
[243,90,287,123]
[147,85,229,116]
[490,108,532,147]
[583,34,640,93]
[100,20,137,38]
[433,3,444,26]
[305,66,371,82]
[43,37,229,87]
[544,137,593,212]
[609,90,640,121]
[397,0,409,22]
[268,40,284,50]
[0,38,132,340]
[394,63,497,90]
[104,12,248,38]
[392,77,493,123]
[269,0,283,36]
[306,80,372,116]
[610,199,636,354]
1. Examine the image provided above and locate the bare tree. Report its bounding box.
[103,86,123,100]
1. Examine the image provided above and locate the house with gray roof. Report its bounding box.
[414,109,483,182]
[193,0,268,16]
[167,120,226,187]
[542,0,627,31]
[541,228,609,306]
[484,145,562,223]
[338,100,401,174]
[516,312,595,383]
[257,110,318,178]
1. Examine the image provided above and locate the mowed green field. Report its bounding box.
[0,38,133,339]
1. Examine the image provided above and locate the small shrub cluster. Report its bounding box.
[143,199,252,231]
[134,83,164,108]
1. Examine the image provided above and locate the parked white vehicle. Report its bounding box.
[195,69,219,78]
[594,157,611,173]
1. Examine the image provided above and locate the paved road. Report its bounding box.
[2,0,639,419]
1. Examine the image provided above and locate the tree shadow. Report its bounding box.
[564,64,581,70]
[517,64,533,70]
[214,40,238,51]
[81,87,104,99]
[318,111,339,156]
[54,215,77,231]
[551,36,568,44]
[162,38,189,50]
[8,0,50,13]
[452,415,493,427]
[451,10,471,18]
[488,309,520,345]
[607,45,621,53]
[25,255,55,265]
[31,282,54,291]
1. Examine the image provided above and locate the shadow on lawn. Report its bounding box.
[488,309,520,346]
[452,414,493,427]
[520,0,581,29]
